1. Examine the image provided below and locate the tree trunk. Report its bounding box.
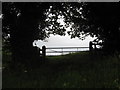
[11,14,41,68]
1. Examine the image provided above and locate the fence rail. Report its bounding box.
[46,50,87,53]
[39,41,103,60]
[46,47,89,56]
[46,47,89,49]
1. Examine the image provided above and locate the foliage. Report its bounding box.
[3,51,120,88]
[2,2,86,66]
[2,2,120,67]
[44,3,120,53]
[81,3,120,53]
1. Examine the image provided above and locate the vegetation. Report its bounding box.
[2,2,120,67]
[3,51,120,88]
[2,2,120,88]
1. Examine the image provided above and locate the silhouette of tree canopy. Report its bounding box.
[2,2,120,67]
[46,2,120,53]
[2,2,54,66]
[2,2,85,67]
[80,3,120,53]
[54,2,120,53]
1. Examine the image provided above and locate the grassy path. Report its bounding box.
[2,51,120,88]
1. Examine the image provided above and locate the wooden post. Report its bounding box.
[89,41,93,51]
[42,45,46,61]
[94,44,97,50]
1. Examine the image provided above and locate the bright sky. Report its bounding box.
[34,34,96,48]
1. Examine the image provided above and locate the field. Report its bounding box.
[2,51,120,88]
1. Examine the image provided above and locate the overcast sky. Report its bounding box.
[34,34,96,48]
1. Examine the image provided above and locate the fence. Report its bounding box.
[39,41,103,58]
[46,47,89,56]
[39,46,89,57]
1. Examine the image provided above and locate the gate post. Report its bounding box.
[89,41,93,51]
[42,45,46,61]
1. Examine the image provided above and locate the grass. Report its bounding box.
[2,51,120,88]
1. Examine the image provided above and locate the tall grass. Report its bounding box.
[2,51,120,88]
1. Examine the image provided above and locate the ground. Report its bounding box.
[2,51,120,88]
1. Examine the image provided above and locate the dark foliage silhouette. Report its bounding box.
[84,3,120,53]
[2,3,51,67]
[2,2,120,68]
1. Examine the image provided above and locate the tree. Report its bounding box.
[81,3,120,53]
[3,2,83,67]
[2,2,51,67]
[3,2,119,68]
[58,2,120,53]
